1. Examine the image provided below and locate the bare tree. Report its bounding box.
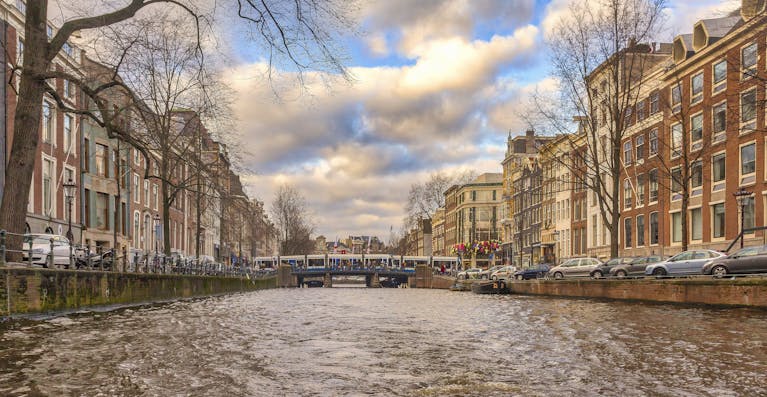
[404,170,475,227]
[529,0,666,257]
[0,0,356,258]
[270,184,315,255]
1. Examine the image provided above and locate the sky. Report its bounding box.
[219,0,739,243]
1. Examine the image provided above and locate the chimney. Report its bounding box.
[525,129,534,137]
[742,0,766,20]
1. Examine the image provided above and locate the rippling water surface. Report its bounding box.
[1,287,766,396]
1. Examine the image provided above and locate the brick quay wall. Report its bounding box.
[1,267,277,317]
[509,278,767,308]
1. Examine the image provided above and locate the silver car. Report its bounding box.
[644,250,726,276]
[548,258,602,279]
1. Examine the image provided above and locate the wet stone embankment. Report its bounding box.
[508,277,767,308]
[1,266,277,317]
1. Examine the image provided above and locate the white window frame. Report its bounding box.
[671,84,682,113]
[712,99,727,143]
[689,206,703,242]
[711,200,726,241]
[42,99,55,145]
[739,141,756,186]
[711,150,726,192]
[133,173,140,203]
[636,214,645,247]
[712,59,727,93]
[741,42,757,80]
[740,88,757,134]
[41,154,57,218]
[690,112,703,151]
[690,72,703,104]
[670,122,683,158]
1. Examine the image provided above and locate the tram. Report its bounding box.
[327,253,364,270]
[363,253,391,271]
[306,254,327,271]
[254,256,277,269]
[431,256,459,274]
[280,255,306,269]
[401,255,430,273]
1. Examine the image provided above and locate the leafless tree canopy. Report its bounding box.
[0,0,358,255]
[404,170,476,227]
[270,184,315,255]
[529,0,666,257]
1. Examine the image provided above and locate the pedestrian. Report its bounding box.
[440,264,446,274]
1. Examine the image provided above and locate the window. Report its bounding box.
[635,135,645,160]
[96,193,109,230]
[133,174,140,203]
[42,101,53,143]
[741,89,756,130]
[16,39,23,65]
[712,153,726,183]
[691,73,703,104]
[672,167,682,193]
[637,174,645,205]
[650,212,659,245]
[637,100,646,121]
[63,114,73,152]
[42,158,53,215]
[713,60,727,92]
[650,92,659,114]
[152,184,158,211]
[624,218,632,248]
[713,101,726,137]
[691,113,703,143]
[691,161,702,188]
[624,106,633,126]
[671,123,682,157]
[744,196,755,230]
[672,212,682,243]
[649,169,658,202]
[471,191,476,201]
[624,178,632,208]
[84,138,90,171]
[649,129,658,155]
[637,215,645,246]
[134,148,140,166]
[95,144,107,177]
[671,84,682,112]
[741,142,755,175]
[46,25,53,40]
[15,0,25,14]
[623,141,633,164]
[742,43,757,78]
[713,203,725,238]
[64,80,70,98]
[691,208,702,241]
[144,180,150,204]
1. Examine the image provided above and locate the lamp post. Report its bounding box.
[552,230,560,265]
[153,213,160,256]
[733,187,751,249]
[63,178,76,242]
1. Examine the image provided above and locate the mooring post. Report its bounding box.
[0,230,6,267]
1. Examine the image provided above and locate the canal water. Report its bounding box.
[1,287,766,396]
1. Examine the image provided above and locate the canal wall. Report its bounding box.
[1,267,277,317]
[509,278,767,308]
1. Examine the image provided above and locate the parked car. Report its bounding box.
[609,255,666,278]
[590,257,634,278]
[548,258,602,279]
[479,265,505,280]
[702,245,767,276]
[457,268,482,280]
[490,265,517,281]
[645,250,726,276]
[513,264,551,280]
[21,234,73,268]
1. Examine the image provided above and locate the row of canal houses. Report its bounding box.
[419,1,767,268]
[0,1,277,267]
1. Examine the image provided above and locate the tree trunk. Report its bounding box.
[0,0,48,259]
[162,181,172,256]
[195,188,202,258]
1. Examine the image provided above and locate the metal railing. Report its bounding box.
[0,230,271,279]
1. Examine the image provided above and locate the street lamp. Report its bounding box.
[63,178,76,242]
[153,213,161,256]
[733,187,751,249]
